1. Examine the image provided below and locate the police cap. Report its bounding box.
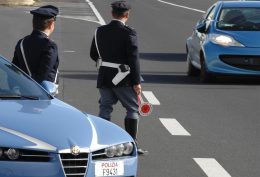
[111,0,131,12]
[30,5,59,18]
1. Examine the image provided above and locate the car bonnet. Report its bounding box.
[0,99,131,152]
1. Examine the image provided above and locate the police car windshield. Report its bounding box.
[217,7,260,31]
[0,57,51,100]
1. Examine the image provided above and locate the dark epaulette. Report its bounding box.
[124,25,136,34]
[125,25,134,31]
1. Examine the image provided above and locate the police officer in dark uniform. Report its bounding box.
[90,0,147,155]
[12,5,59,84]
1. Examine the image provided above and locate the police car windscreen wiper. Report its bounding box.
[0,94,39,100]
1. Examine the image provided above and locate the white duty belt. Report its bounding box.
[101,61,130,86]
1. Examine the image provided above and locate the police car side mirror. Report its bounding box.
[40,80,58,96]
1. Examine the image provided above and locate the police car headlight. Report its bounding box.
[105,145,117,158]
[210,34,244,47]
[115,144,124,156]
[105,143,134,158]
[123,142,133,155]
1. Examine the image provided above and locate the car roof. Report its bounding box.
[220,1,260,8]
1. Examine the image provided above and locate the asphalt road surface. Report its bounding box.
[0,0,259,177]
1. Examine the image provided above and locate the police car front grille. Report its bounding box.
[220,55,260,71]
[60,153,89,177]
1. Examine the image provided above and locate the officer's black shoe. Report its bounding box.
[137,148,148,155]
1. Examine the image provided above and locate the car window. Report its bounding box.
[206,5,216,21]
[197,5,216,27]
[217,7,260,31]
[0,57,50,100]
[0,69,8,90]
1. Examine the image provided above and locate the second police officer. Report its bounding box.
[13,5,59,87]
[90,0,148,155]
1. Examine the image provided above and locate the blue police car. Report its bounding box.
[186,1,260,82]
[0,55,137,177]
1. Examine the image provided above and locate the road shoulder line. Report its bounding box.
[86,0,106,25]
[158,0,205,13]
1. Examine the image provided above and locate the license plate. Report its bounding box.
[95,161,124,176]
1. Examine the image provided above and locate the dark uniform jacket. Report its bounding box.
[12,30,59,83]
[90,20,140,88]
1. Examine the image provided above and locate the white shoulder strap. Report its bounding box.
[54,70,59,83]
[20,39,32,77]
[95,28,102,59]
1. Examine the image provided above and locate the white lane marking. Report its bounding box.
[86,0,106,25]
[158,0,206,13]
[142,91,160,105]
[194,158,232,177]
[59,15,101,24]
[0,126,56,151]
[159,118,191,136]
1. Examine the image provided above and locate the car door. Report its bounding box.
[190,5,217,67]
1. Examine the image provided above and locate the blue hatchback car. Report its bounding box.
[0,56,137,177]
[186,1,260,82]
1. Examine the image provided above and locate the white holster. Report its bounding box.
[101,61,130,85]
[96,58,102,70]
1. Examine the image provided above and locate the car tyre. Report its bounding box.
[187,53,200,76]
[200,58,215,83]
